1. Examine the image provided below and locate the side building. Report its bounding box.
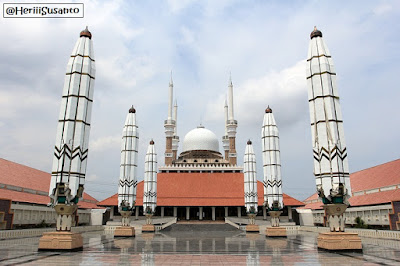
[0,158,103,229]
[298,159,400,230]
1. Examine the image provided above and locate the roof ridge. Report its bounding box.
[0,157,49,175]
[351,158,400,175]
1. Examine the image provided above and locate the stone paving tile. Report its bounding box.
[0,230,400,265]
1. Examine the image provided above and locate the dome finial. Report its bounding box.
[265,105,272,113]
[80,26,92,39]
[247,139,252,145]
[310,26,322,39]
[150,139,154,145]
[129,105,136,113]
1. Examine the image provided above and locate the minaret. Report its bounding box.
[226,75,237,165]
[222,99,229,160]
[48,26,95,232]
[172,100,179,161]
[262,107,284,226]
[143,140,157,231]
[164,74,174,165]
[40,27,95,251]
[117,106,138,229]
[307,27,352,233]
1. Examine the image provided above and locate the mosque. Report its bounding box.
[98,76,304,222]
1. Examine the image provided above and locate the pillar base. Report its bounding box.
[142,224,155,232]
[317,232,362,251]
[266,227,287,237]
[38,231,83,251]
[246,224,259,233]
[114,226,135,237]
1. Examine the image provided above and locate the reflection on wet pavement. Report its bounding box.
[1,229,400,265]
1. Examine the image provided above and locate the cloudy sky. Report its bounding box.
[1,0,399,202]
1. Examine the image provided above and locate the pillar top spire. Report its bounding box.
[80,26,92,39]
[310,26,322,39]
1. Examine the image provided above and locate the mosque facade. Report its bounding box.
[99,76,304,222]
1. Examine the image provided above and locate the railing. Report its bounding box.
[224,218,240,229]
[0,225,104,240]
[299,226,400,240]
[160,217,177,230]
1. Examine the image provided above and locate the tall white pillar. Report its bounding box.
[225,207,228,217]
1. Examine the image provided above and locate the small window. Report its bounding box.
[215,160,219,162]
[194,160,198,162]
[204,160,208,163]
[183,160,187,162]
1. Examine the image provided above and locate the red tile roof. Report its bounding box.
[350,159,400,192]
[0,158,99,209]
[297,201,324,210]
[98,172,304,207]
[349,189,400,207]
[300,189,400,210]
[302,159,400,209]
[303,193,319,203]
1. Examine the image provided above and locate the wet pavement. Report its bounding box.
[1,227,400,265]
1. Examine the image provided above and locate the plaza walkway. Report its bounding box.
[1,226,400,265]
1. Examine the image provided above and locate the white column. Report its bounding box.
[186,207,190,220]
[288,206,293,221]
[199,207,203,220]
[306,27,351,202]
[212,207,216,221]
[263,206,267,220]
[262,107,283,211]
[143,140,157,214]
[225,207,228,217]
[110,207,114,219]
[118,107,139,212]
[161,207,164,218]
[173,207,177,217]
[237,207,241,218]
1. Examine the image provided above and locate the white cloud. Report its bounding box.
[90,135,121,152]
[205,60,307,128]
[167,0,198,14]
[373,4,392,16]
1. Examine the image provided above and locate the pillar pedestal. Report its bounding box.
[38,231,83,251]
[142,224,155,232]
[114,226,135,237]
[265,227,286,237]
[38,203,83,251]
[246,224,259,233]
[317,232,362,251]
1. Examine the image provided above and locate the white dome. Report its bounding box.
[182,126,219,152]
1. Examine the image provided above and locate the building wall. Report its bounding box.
[10,203,91,227]
[310,204,392,228]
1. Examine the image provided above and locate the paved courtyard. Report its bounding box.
[1,227,400,265]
